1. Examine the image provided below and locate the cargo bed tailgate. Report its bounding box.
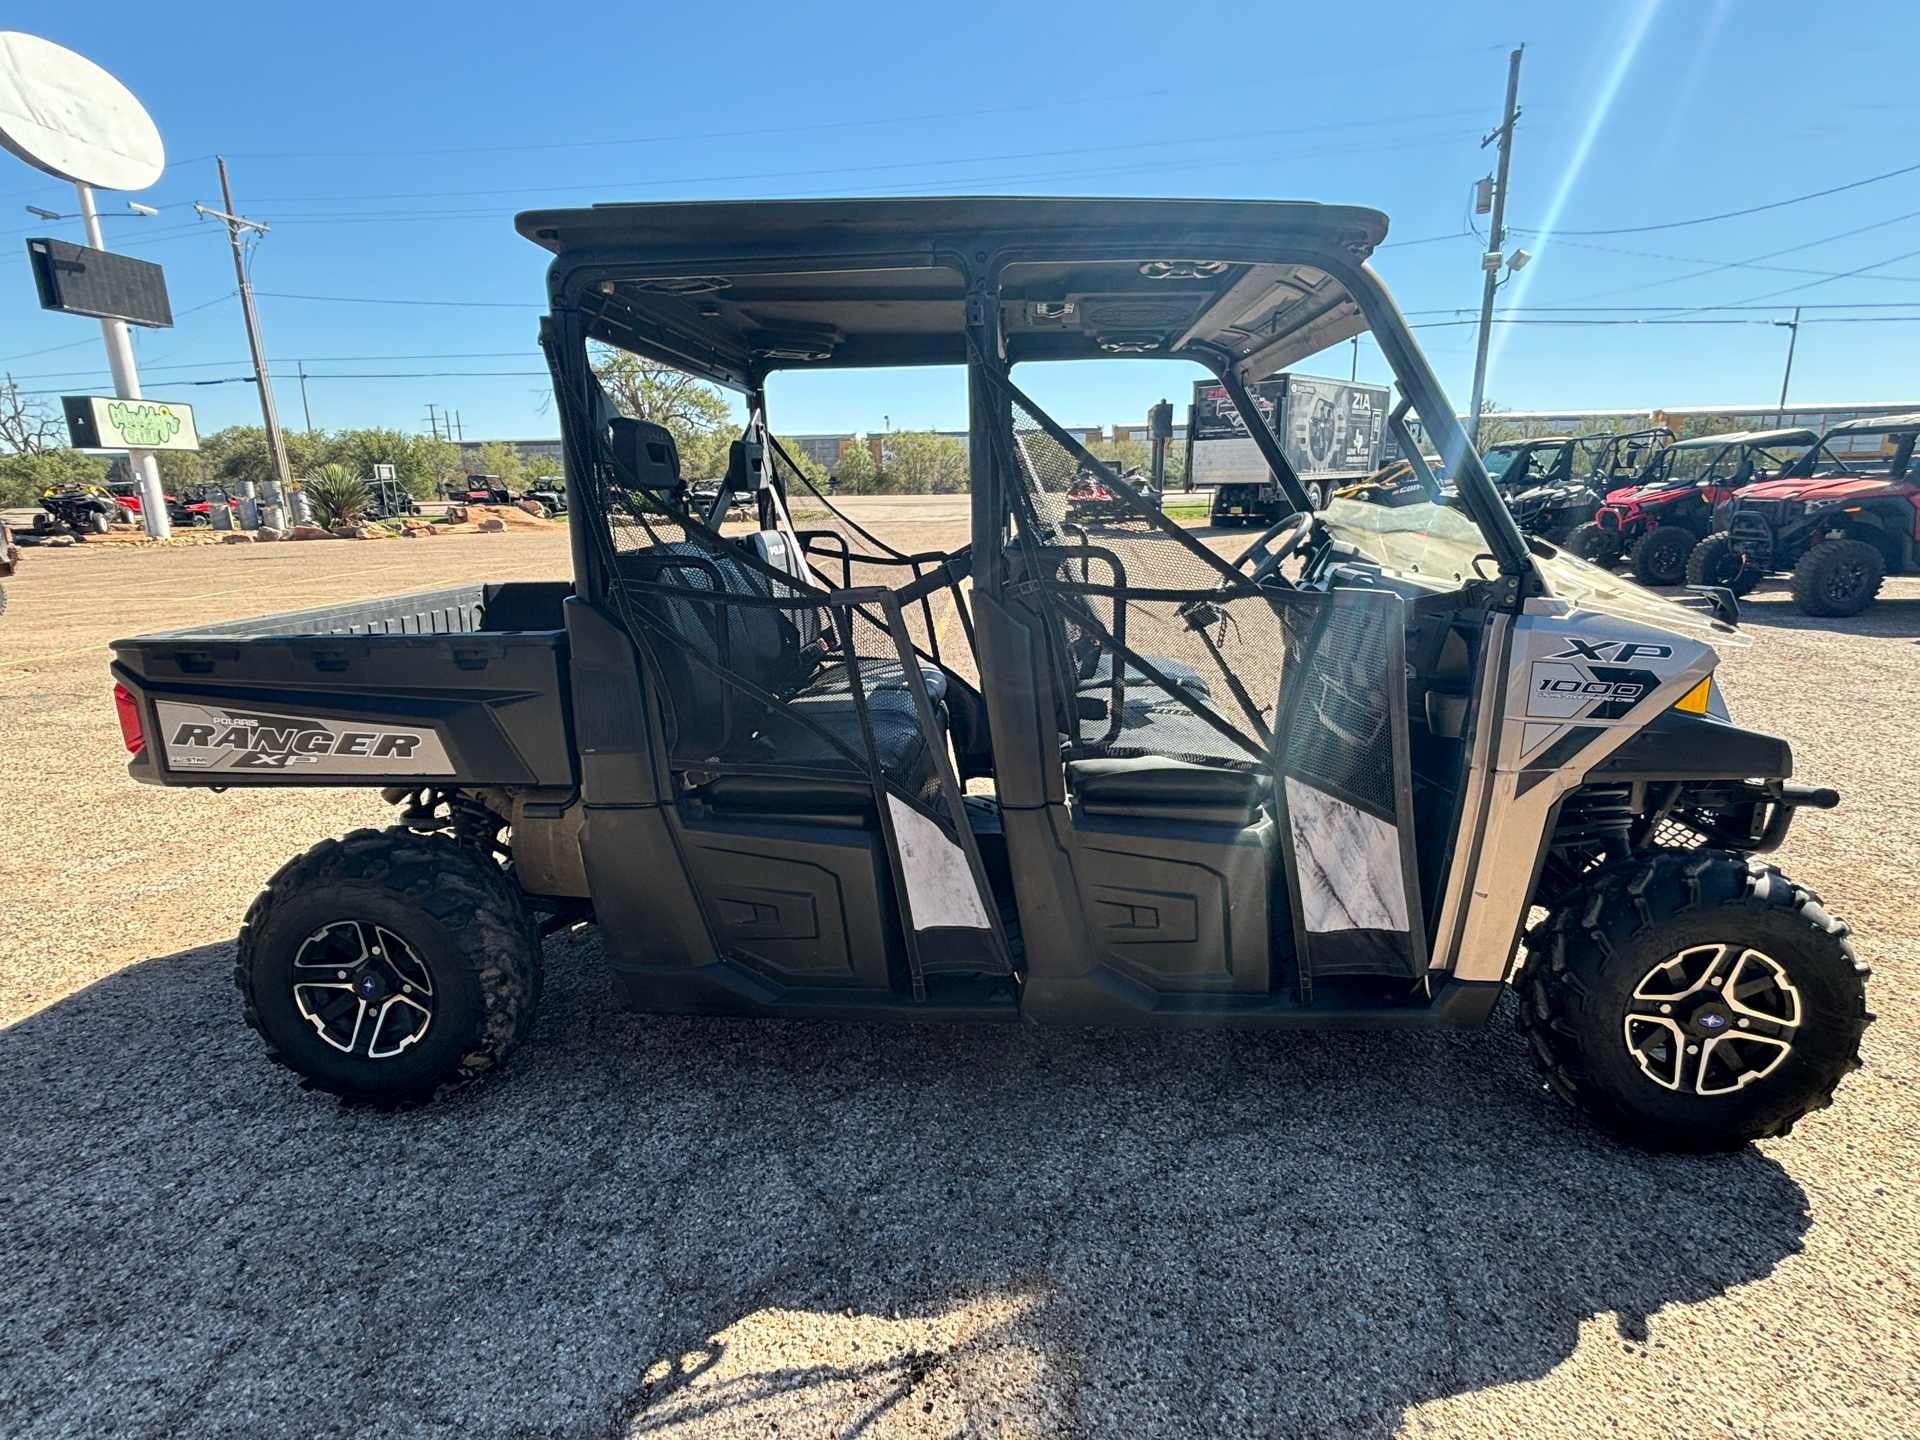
[110,581,575,788]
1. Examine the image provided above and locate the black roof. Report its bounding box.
[515,196,1390,389]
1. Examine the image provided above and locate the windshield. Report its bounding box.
[1802,432,1918,478]
[1481,446,1523,482]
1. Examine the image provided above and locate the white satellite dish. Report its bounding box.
[0,32,164,191]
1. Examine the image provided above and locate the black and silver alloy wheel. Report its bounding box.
[1622,943,1798,1095]
[237,827,541,1103]
[1518,849,1871,1151]
[292,920,435,1059]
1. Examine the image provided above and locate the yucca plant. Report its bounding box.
[304,464,370,527]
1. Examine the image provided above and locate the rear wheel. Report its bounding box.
[1306,480,1330,511]
[1564,522,1621,567]
[86,510,110,534]
[236,827,541,1103]
[1789,538,1884,618]
[1629,524,1697,586]
[1518,850,1870,1152]
[1685,533,1762,596]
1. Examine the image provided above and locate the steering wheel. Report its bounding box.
[1227,510,1315,587]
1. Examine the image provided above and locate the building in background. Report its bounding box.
[457,438,564,474]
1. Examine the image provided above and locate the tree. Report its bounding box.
[883,430,967,494]
[0,448,109,508]
[773,436,830,489]
[832,435,879,494]
[473,439,526,489]
[590,344,736,479]
[0,374,63,455]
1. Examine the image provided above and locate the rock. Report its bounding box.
[516,499,550,519]
[254,527,284,542]
[222,531,253,544]
[47,535,76,547]
[289,524,338,541]
[443,505,469,524]
[475,517,506,533]
[329,524,362,539]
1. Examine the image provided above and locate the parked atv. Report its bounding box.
[0,517,17,616]
[36,484,122,535]
[1484,428,1672,545]
[108,196,1868,1153]
[1696,413,1920,616]
[1066,464,1156,522]
[1566,427,1816,585]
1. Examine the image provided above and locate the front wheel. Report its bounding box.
[1518,850,1870,1152]
[1789,538,1884,618]
[1564,522,1621,567]
[1685,532,1762,597]
[1629,524,1698,586]
[236,827,542,1103]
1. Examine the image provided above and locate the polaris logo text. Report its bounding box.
[153,700,455,777]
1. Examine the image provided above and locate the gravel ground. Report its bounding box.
[1,514,1915,1438]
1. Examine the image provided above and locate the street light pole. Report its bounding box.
[74,181,170,538]
[1774,307,1802,423]
[1467,45,1524,450]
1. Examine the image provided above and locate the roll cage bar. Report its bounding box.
[520,197,1538,596]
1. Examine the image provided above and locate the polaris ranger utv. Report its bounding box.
[1695,413,1920,616]
[108,198,1869,1151]
[1565,427,1817,585]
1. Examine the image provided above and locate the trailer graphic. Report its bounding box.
[1186,373,1388,522]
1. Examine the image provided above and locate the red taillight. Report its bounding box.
[113,683,145,753]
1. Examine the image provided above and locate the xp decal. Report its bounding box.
[155,701,453,776]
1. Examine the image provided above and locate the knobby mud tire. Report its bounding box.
[1684,533,1762,597]
[236,826,542,1104]
[1629,524,1697,587]
[1789,538,1884,618]
[1564,522,1621,567]
[1516,849,1870,1152]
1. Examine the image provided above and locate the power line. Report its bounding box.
[224,48,1509,163]
[254,291,543,309]
[1512,159,1920,237]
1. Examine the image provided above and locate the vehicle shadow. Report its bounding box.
[0,932,1811,1439]
[1732,587,1920,639]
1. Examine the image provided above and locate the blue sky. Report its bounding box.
[4,0,1919,441]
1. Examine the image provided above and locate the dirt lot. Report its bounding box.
[1,504,1915,1438]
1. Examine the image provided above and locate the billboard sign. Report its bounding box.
[1189,374,1390,486]
[28,238,173,327]
[62,395,199,451]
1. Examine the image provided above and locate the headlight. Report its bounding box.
[1803,497,1845,512]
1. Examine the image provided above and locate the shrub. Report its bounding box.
[304,463,369,527]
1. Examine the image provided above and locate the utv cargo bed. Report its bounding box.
[111,581,575,788]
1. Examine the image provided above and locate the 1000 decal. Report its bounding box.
[155,701,454,775]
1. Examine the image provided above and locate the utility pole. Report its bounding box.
[453,410,464,442]
[298,361,313,432]
[73,182,170,538]
[1467,45,1524,449]
[198,158,291,488]
[1774,307,1802,423]
[426,403,440,440]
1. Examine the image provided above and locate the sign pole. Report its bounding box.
[74,181,169,538]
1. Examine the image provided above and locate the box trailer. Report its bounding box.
[1186,372,1390,524]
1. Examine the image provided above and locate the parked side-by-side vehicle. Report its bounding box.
[1565,427,1817,586]
[1690,413,1920,616]
[108,198,1870,1151]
